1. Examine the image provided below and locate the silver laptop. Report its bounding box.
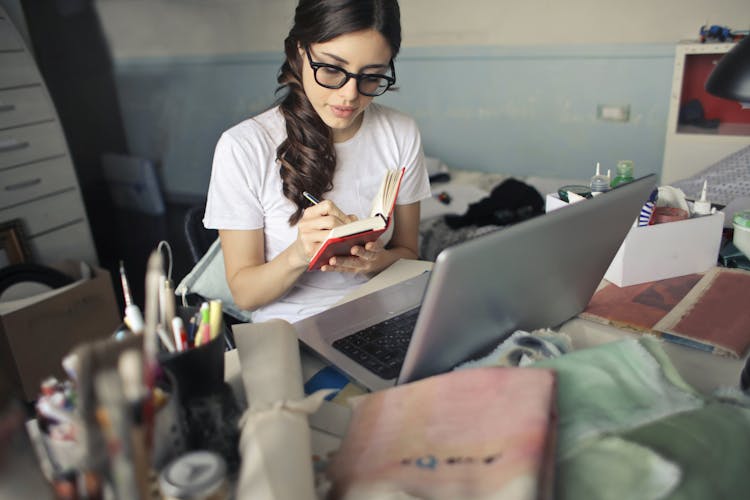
[294,175,657,391]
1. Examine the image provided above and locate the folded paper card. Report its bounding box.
[326,366,557,500]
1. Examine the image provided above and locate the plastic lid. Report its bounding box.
[558,184,591,202]
[159,451,227,499]
[590,162,610,193]
[733,210,750,228]
[590,176,610,192]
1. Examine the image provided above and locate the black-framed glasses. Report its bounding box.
[305,46,396,97]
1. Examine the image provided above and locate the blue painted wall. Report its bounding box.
[113,43,675,200]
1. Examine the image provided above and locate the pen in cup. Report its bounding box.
[119,260,144,334]
[303,191,321,205]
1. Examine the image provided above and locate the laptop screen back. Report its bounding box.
[397,175,657,384]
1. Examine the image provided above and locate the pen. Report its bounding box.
[303,191,321,205]
[119,261,144,334]
[171,316,189,352]
[208,299,223,341]
[119,260,134,308]
[195,302,212,346]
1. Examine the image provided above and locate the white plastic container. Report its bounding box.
[733,210,750,258]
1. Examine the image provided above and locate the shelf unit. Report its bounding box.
[661,41,750,184]
[0,8,98,265]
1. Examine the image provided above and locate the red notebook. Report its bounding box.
[307,167,405,271]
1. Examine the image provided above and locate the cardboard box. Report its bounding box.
[604,211,725,287]
[546,192,725,287]
[0,261,120,400]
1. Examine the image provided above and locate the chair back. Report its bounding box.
[184,203,218,265]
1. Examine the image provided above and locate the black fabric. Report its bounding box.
[0,264,75,296]
[678,99,720,129]
[444,178,545,229]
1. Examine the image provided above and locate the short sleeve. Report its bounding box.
[203,131,265,230]
[395,117,431,206]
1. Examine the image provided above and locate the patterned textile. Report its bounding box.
[671,144,750,206]
[418,216,504,261]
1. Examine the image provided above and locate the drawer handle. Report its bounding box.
[5,178,42,191]
[0,104,16,113]
[0,138,30,153]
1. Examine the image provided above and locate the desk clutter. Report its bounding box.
[21,245,241,499]
[9,253,750,499]
[229,320,750,500]
[546,161,750,287]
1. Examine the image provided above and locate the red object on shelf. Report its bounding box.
[680,50,750,126]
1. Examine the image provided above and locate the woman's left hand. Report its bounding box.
[321,240,392,275]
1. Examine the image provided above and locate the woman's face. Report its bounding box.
[299,29,393,143]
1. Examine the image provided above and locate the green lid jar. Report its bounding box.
[610,160,634,188]
[732,210,750,259]
[733,210,750,228]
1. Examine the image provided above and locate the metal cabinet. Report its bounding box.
[0,7,97,265]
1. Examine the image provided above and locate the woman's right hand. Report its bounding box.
[293,199,357,265]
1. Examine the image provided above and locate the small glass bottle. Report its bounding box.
[589,162,610,196]
[610,160,634,188]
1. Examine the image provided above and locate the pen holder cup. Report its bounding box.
[151,371,188,470]
[157,306,226,403]
[157,307,241,472]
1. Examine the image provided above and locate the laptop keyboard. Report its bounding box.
[332,307,420,380]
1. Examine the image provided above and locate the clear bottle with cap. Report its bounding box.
[610,160,634,188]
[589,162,610,196]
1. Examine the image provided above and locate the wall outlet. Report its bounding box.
[597,104,630,122]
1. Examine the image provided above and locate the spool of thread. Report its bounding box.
[159,451,228,500]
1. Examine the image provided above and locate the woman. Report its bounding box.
[204,0,430,324]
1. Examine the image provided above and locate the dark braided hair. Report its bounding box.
[276,0,401,225]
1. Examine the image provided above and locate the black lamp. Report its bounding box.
[705,36,750,103]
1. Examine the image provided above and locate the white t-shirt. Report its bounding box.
[204,103,431,324]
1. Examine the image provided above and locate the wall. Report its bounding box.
[95,0,750,200]
[96,0,750,55]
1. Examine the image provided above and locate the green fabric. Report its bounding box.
[622,402,750,500]
[467,334,750,498]
[559,436,680,500]
[535,337,704,458]
[534,337,750,500]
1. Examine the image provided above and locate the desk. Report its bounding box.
[227,258,744,398]
[224,259,749,498]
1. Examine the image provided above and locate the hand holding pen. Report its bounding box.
[297,191,357,263]
[302,192,356,225]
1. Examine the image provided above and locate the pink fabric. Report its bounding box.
[327,367,557,500]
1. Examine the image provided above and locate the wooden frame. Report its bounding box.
[0,219,31,267]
